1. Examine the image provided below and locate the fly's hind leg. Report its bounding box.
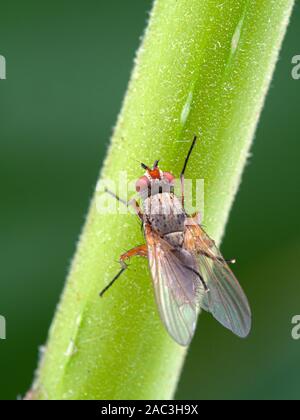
[105,188,143,221]
[181,264,209,292]
[185,214,236,265]
[199,250,236,265]
[99,245,148,297]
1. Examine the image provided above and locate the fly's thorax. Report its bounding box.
[143,193,186,236]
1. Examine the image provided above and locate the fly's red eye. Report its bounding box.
[163,172,175,184]
[136,176,149,192]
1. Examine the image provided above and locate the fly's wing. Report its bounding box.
[146,227,202,346]
[185,221,252,338]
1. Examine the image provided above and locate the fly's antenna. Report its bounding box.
[153,160,160,169]
[141,163,149,170]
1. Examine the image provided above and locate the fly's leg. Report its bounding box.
[100,191,145,296]
[199,250,236,265]
[181,264,209,292]
[105,188,143,221]
[99,245,148,297]
[185,215,236,265]
[180,135,198,208]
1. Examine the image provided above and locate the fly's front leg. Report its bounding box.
[128,198,144,221]
[180,173,185,209]
[105,188,143,221]
[180,136,197,209]
[99,245,148,297]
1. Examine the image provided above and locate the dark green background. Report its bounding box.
[0,1,299,400]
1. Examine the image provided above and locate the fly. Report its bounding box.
[100,136,252,346]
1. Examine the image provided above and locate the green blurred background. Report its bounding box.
[0,1,299,400]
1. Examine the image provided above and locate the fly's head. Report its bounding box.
[136,160,175,200]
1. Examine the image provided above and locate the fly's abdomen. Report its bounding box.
[143,193,186,236]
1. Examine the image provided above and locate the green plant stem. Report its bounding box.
[30,0,294,400]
